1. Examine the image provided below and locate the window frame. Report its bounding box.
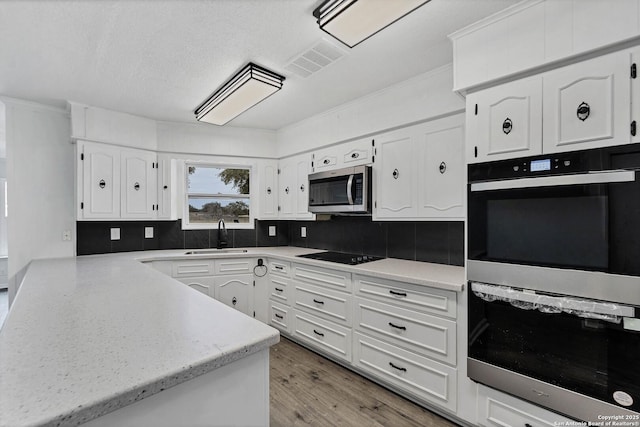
[182,162,254,230]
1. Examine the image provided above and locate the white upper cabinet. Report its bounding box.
[121,149,157,219]
[374,115,465,221]
[312,138,374,173]
[156,154,177,220]
[80,142,121,219]
[542,51,631,153]
[77,141,157,220]
[278,153,313,220]
[417,121,465,219]
[374,127,417,218]
[450,0,640,91]
[466,76,543,163]
[467,50,637,163]
[258,161,279,219]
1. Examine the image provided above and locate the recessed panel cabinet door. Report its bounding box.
[214,274,254,317]
[82,143,121,219]
[121,150,157,219]
[278,159,295,217]
[295,158,312,218]
[467,76,543,163]
[258,162,278,219]
[418,123,465,218]
[375,128,417,218]
[543,51,631,153]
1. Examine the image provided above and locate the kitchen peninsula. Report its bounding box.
[0,254,279,427]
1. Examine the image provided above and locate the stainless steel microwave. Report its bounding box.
[308,165,371,214]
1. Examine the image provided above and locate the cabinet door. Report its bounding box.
[374,127,417,218]
[278,159,295,218]
[295,156,312,218]
[543,51,631,153]
[214,274,254,317]
[81,142,121,219]
[176,276,215,298]
[417,119,465,219]
[477,385,574,427]
[341,138,372,167]
[156,155,175,220]
[121,149,157,219]
[312,149,338,172]
[467,76,543,163]
[258,161,278,219]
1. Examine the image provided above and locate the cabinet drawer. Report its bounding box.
[354,332,457,413]
[354,275,457,319]
[355,297,456,365]
[293,263,351,292]
[269,260,291,276]
[172,260,215,277]
[269,301,291,334]
[293,309,351,362]
[477,385,574,427]
[214,258,253,275]
[269,275,292,305]
[294,282,351,325]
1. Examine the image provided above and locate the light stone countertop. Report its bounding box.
[0,255,279,427]
[0,247,464,427]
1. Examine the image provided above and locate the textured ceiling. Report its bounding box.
[0,0,518,130]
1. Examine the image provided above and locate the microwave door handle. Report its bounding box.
[470,170,635,192]
[347,174,354,205]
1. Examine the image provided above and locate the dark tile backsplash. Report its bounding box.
[77,217,464,266]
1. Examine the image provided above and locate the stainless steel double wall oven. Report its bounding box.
[467,144,640,422]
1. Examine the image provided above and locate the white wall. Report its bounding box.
[157,121,277,159]
[4,98,75,304]
[276,64,465,157]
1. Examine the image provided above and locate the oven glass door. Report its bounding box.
[469,286,640,412]
[468,171,640,275]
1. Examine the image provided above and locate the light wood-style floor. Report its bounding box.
[270,337,459,427]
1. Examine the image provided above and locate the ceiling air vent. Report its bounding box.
[284,39,346,78]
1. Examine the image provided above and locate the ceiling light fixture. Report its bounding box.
[313,0,431,48]
[195,62,285,126]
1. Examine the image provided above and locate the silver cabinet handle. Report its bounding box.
[347,174,354,205]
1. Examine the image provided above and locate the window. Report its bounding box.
[184,164,252,229]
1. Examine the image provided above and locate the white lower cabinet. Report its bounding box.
[170,258,257,318]
[354,296,456,365]
[269,301,291,334]
[176,276,215,298]
[477,385,574,427]
[293,281,352,326]
[354,332,457,413]
[292,309,352,362]
[214,274,254,317]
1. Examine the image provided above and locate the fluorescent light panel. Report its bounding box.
[314,0,431,48]
[195,63,285,126]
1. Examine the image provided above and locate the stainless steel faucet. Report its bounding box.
[217,219,228,249]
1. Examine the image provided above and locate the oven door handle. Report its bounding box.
[471,282,636,319]
[470,170,635,192]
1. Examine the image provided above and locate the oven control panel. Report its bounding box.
[468,143,640,182]
[469,153,583,181]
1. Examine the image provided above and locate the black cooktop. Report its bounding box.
[297,251,382,265]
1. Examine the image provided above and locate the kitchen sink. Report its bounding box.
[184,249,249,255]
